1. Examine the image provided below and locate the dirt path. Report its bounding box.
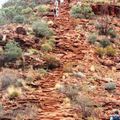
[36,2,80,120]
[34,2,87,120]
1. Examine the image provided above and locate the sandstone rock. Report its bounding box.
[90,65,95,72]
[73,71,86,78]
[116,63,120,70]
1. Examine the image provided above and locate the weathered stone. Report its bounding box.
[15,27,27,35]
[73,71,86,78]
[116,63,120,70]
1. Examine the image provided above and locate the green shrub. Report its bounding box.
[107,28,117,38]
[95,21,117,38]
[13,15,25,24]
[4,41,22,61]
[44,55,60,69]
[70,4,94,19]
[47,38,55,47]
[41,43,53,52]
[36,68,47,77]
[88,33,97,44]
[106,46,116,57]
[95,22,107,35]
[0,16,8,25]
[99,39,111,48]
[32,21,54,38]
[22,7,32,14]
[2,6,17,22]
[15,6,24,14]
[36,5,49,13]
[105,82,116,91]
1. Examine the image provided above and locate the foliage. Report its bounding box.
[21,7,32,14]
[96,45,116,57]
[36,5,49,14]
[96,47,105,57]
[0,14,8,25]
[95,18,117,38]
[95,22,107,35]
[3,0,36,8]
[41,43,53,52]
[55,83,95,118]
[13,15,25,24]
[70,4,94,19]
[106,46,116,57]
[32,21,54,38]
[36,68,47,78]
[99,39,111,48]
[4,41,22,61]
[55,83,80,98]
[44,55,60,69]
[0,69,18,90]
[0,6,24,24]
[88,33,97,44]
[7,85,21,100]
[2,6,17,22]
[107,28,117,38]
[47,38,55,47]
[34,0,51,4]
[105,82,116,91]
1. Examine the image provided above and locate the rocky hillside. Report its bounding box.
[0,0,120,120]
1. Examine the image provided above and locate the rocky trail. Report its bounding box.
[0,1,120,120]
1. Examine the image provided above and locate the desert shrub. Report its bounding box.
[21,7,32,14]
[0,69,19,90]
[55,83,95,118]
[41,43,53,52]
[88,33,97,44]
[0,104,3,111]
[96,47,105,57]
[37,68,47,76]
[0,15,8,25]
[15,6,24,15]
[44,55,60,69]
[95,22,107,35]
[70,4,94,19]
[107,28,117,38]
[95,21,116,38]
[34,0,51,4]
[0,5,24,23]
[7,85,22,100]
[2,0,15,8]
[106,46,116,57]
[105,82,116,91]
[36,5,49,13]
[2,0,36,9]
[13,15,25,24]
[32,21,54,38]
[4,41,22,61]
[99,39,111,48]
[47,38,55,47]
[2,6,17,22]
[55,83,80,98]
